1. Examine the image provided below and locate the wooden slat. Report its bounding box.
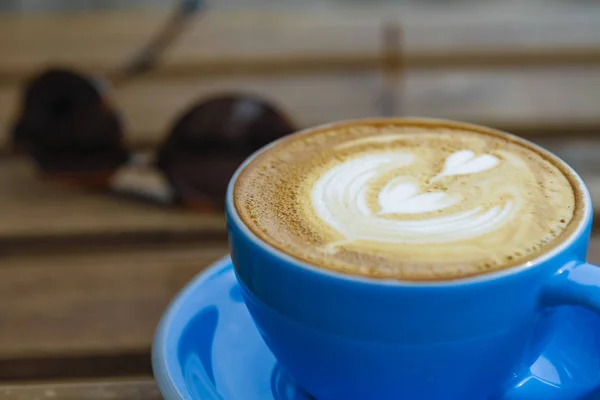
[0,352,152,382]
[403,67,600,132]
[2,375,600,400]
[2,11,600,151]
[79,66,600,146]
[0,379,160,400]
[0,242,228,361]
[107,73,384,147]
[3,67,600,152]
[0,159,225,241]
[0,72,384,151]
[3,374,599,400]
[2,8,600,79]
[0,12,381,79]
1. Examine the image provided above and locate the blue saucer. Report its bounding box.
[153,257,600,400]
[152,256,312,400]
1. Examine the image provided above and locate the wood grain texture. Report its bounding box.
[0,159,225,241]
[2,8,600,78]
[3,66,600,152]
[1,72,385,151]
[2,10,600,151]
[0,242,228,360]
[0,379,160,400]
[0,352,152,382]
[1,6,600,379]
[103,66,600,146]
[403,67,600,132]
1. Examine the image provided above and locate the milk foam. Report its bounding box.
[311,149,512,246]
[234,120,579,281]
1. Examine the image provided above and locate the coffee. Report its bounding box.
[233,119,583,281]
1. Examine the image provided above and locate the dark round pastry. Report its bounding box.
[156,94,296,210]
[12,69,129,187]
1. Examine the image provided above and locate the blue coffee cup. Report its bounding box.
[226,119,600,400]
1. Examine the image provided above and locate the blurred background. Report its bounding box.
[4,0,600,11]
[2,0,600,397]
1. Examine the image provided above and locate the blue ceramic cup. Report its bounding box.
[226,119,600,400]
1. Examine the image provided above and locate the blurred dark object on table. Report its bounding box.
[157,94,296,210]
[11,68,296,211]
[12,69,128,190]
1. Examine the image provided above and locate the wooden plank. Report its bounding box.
[0,159,225,241]
[1,9,600,74]
[1,72,384,151]
[0,379,160,400]
[111,67,600,147]
[0,242,229,361]
[3,375,598,400]
[0,348,152,382]
[403,67,600,132]
[106,73,384,146]
[2,8,600,80]
[0,353,152,382]
[2,10,600,151]
[3,67,600,152]
[0,12,382,79]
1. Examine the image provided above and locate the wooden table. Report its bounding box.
[3,376,600,400]
[3,6,600,399]
[0,379,161,400]
[3,8,600,150]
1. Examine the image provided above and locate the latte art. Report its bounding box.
[234,119,581,281]
[311,148,514,247]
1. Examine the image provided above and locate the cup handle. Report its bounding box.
[500,262,600,400]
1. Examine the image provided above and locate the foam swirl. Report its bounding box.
[311,150,515,246]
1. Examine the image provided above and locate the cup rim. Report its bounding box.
[226,117,593,287]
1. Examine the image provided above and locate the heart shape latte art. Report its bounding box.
[311,148,516,248]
